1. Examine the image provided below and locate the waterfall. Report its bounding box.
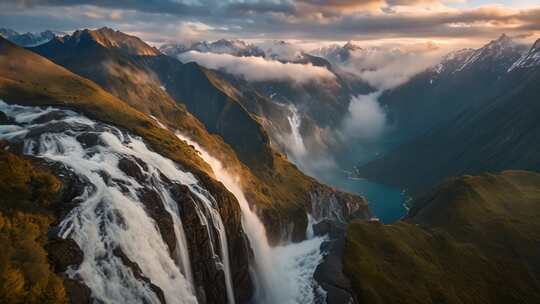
[177,133,327,304]
[0,101,234,304]
[286,104,307,161]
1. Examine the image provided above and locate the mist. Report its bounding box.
[336,44,446,89]
[341,92,386,140]
[177,51,336,84]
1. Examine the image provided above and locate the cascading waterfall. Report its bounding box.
[176,134,327,304]
[286,104,307,161]
[0,101,235,304]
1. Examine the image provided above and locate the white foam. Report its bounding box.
[0,101,238,304]
[176,133,326,304]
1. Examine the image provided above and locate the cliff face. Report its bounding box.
[344,171,540,304]
[0,37,253,303]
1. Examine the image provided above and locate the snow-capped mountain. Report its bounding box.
[379,34,529,141]
[508,38,540,71]
[0,28,64,47]
[431,48,475,75]
[161,39,265,57]
[455,34,525,72]
[310,41,363,63]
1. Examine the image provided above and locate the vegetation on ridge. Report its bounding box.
[344,171,540,304]
[0,147,66,304]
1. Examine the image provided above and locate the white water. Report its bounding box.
[177,133,326,304]
[286,105,307,162]
[0,101,234,304]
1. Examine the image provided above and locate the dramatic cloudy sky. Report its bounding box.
[1,0,539,47]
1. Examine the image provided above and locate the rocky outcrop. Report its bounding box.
[309,185,370,304]
[309,185,370,224]
[113,247,166,304]
[195,174,254,303]
[45,238,84,273]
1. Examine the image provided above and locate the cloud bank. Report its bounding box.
[342,92,387,140]
[178,51,336,84]
[341,45,446,89]
[1,1,538,46]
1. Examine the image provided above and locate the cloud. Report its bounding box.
[1,1,539,44]
[177,51,336,84]
[337,44,446,89]
[342,92,386,140]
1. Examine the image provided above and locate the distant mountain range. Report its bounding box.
[0,28,65,47]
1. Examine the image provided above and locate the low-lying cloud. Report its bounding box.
[342,92,387,140]
[177,51,336,84]
[335,44,446,89]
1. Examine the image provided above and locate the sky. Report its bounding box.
[1,0,539,48]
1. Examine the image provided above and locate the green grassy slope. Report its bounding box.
[345,171,540,304]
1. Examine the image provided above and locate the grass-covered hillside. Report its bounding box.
[345,171,540,304]
[0,146,66,304]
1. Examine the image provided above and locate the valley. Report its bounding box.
[1,2,540,302]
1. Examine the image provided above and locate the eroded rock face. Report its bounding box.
[195,174,254,303]
[45,237,84,273]
[309,186,370,224]
[113,247,166,304]
[309,185,370,304]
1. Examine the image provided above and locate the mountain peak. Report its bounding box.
[508,37,540,72]
[455,33,525,72]
[0,28,19,38]
[343,41,362,51]
[486,33,515,50]
[69,27,160,56]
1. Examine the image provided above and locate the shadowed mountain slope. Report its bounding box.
[357,37,540,194]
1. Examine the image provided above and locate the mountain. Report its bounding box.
[0,28,63,47]
[30,27,370,244]
[2,30,372,303]
[0,28,18,38]
[356,37,540,194]
[509,38,540,71]
[345,170,540,304]
[0,35,254,303]
[379,34,528,140]
[311,41,363,63]
[161,39,265,57]
[59,27,160,55]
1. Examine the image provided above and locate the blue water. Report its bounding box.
[321,172,407,223]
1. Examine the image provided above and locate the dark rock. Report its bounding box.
[45,237,84,272]
[32,110,68,124]
[46,161,89,220]
[314,237,357,304]
[194,174,254,303]
[0,110,14,124]
[27,121,75,137]
[313,219,346,239]
[76,133,102,148]
[63,278,92,304]
[118,156,146,183]
[137,188,177,257]
[174,183,227,304]
[113,247,166,304]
